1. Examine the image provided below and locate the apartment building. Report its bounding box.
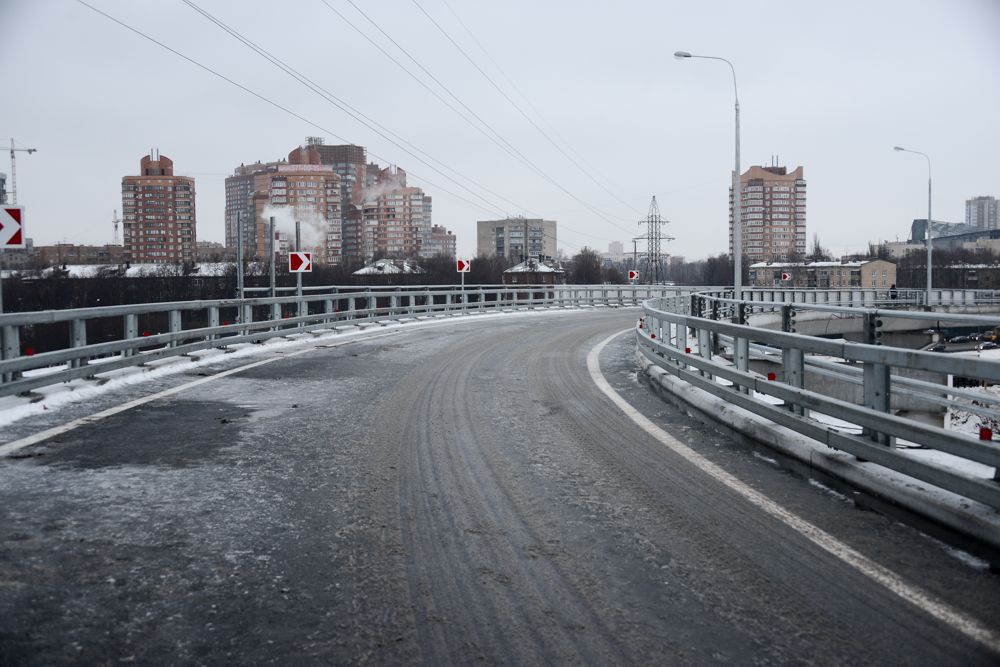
[749,259,896,288]
[730,165,806,263]
[121,152,196,263]
[966,196,999,230]
[476,217,557,261]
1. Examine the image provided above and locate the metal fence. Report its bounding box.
[638,290,1000,509]
[0,283,687,398]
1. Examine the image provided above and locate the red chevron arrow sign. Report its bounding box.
[0,206,25,248]
[289,252,312,272]
[456,258,471,272]
[628,270,639,281]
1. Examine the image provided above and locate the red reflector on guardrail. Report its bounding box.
[650,334,656,339]
[24,347,34,356]
[767,372,777,381]
[980,427,993,441]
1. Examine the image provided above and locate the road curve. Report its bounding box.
[1,309,998,665]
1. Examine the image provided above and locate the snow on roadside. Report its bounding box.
[0,308,602,431]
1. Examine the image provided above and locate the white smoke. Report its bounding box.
[261,204,328,251]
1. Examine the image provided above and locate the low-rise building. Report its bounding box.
[749,259,896,288]
[501,258,566,285]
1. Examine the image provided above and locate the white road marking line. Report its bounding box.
[0,332,397,458]
[588,329,1000,654]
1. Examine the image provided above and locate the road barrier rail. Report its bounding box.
[638,289,1000,510]
[0,283,687,398]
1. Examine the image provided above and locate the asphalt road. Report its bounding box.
[1,309,999,665]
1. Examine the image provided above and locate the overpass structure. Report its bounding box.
[2,285,1000,663]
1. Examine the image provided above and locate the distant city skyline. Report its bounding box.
[2,0,998,259]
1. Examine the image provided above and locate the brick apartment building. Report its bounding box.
[121,152,196,263]
[730,165,806,263]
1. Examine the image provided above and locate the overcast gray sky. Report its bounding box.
[3,0,999,260]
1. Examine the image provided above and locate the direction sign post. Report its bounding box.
[0,206,26,315]
[456,258,471,303]
[289,252,312,273]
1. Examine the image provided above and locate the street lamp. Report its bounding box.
[894,146,932,306]
[675,50,742,297]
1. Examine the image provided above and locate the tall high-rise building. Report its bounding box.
[121,152,196,263]
[729,165,806,263]
[966,196,999,230]
[225,146,342,264]
[425,224,456,258]
[357,166,429,260]
[302,137,366,232]
[476,217,557,260]
[0,172,7,205]
[225,160,279,253]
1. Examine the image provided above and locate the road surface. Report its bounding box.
[1,309,999,664]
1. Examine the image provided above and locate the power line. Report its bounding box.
[329,0,636,236]
[73,0,503,218]
[428,0,642,217]
[74,0,623,253]
[181,0,526,217]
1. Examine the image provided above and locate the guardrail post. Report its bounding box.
[297,296,306,326]
[735,336,750,394]
[324,299,334,323]
[271,302,282,329]
[348,297,356,319]
[1,324,20,383]
[241,303,253,336]
[861,312,892,446]
[781,305,795,333]
[208,306,220,341]
[70,319,88,369]
[782,347,806,416]
[863,362,892,446]
[168,310,182,348]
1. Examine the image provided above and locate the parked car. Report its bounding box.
[949,335,970,344]
[930,344,947,352]
[981,342,998,350]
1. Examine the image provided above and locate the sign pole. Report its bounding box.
[295,220,302,301]
[0,246,5,315]
[461,267,465,304]
[236,210,244,300]
[269,216,276,299]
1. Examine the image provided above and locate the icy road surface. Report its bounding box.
[1,310,999,664]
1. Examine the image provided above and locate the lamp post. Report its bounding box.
[675,51,741,298]
[894,146,932,306]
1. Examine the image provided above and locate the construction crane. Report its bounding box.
[112,209,121,246]
[8,138,38,205]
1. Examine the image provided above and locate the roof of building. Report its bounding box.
[749,260,892,269]
[352,258,425,275]
[504,258,564,274]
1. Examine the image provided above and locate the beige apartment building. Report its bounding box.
[749,259,897,288]
[121,153,196,263]
[730,165,806,263]
[477,217,557,261]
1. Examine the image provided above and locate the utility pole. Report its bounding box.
[112,209,121,246]
[236,210,244,300]
[638,196,673,284]
[8,138,38,205]
[269,217,276,299]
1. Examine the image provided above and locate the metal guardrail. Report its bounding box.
[0,283,689,399]
[638,289,1000,510]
